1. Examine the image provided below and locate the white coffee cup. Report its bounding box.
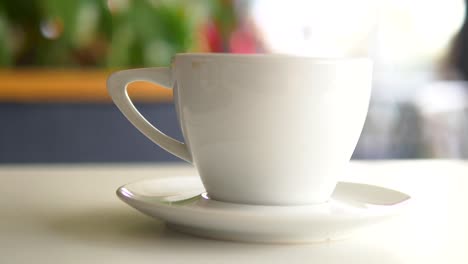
[107,54,372,205]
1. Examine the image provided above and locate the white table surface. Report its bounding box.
[0,161,467,264]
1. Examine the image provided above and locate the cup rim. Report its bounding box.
[174,52,371,63]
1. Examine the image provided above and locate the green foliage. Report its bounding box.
[108,0,211,67]
[0,0,228,68]
[0,11,12,66]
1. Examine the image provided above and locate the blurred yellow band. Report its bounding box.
[0,70,173,103]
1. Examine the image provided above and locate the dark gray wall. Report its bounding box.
[0,103,184,163]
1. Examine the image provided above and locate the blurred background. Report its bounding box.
[0,0,468,163]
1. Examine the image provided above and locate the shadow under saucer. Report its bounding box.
[44,205,403,264]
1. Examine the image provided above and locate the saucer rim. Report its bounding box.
[116,177,411,209]
[116,177,411,220]
[116,176,411,243]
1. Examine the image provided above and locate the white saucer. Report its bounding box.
[117,176,410,243]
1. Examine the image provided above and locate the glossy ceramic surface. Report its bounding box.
[108,54,373,205]
[117,176,410,243]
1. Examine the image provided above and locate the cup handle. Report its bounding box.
[107,67,192,163]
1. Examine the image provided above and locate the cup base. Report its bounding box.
[204,192,331,207]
